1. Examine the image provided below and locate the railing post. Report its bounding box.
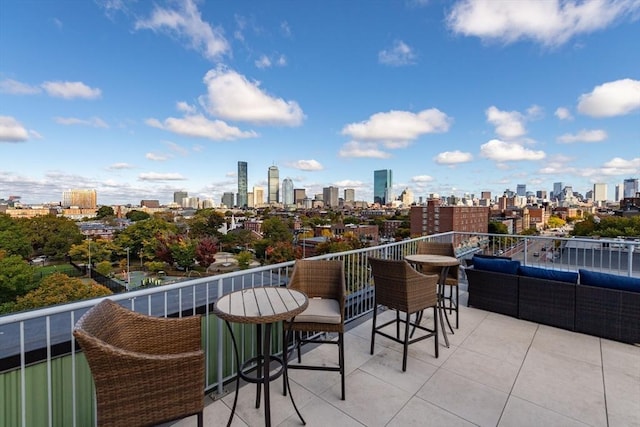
[216,277,225,396]
[627,243,634,277]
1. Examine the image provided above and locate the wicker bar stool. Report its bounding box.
[368,257,439,371]
[416,241,460,328]
[283,259,347,400]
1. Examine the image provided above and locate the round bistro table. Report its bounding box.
[404,254,460,347]
[213,287,308,427]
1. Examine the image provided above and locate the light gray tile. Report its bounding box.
[442,346,520,393]
[321,369,412,427]
[531,325,602,366]
[387,396,476,427]
[278,396,363,427]
[359,346,437,393]
[499,396,589,427]
[512,347,607,426]
[603,363,640,427]
[417,368,509,427]
[601,339,640,379]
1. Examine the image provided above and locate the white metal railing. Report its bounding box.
[0,231,637,426]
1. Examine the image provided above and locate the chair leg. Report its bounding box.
[339,332,345,400]
[434,306,439,359]
[402,312,410,372]
[370,305,377,355]
[197,411,203,427]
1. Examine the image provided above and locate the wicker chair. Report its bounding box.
[283,259,346,400]
[73,299,205,427]
[368,258,439,371]
[416,241,460,328]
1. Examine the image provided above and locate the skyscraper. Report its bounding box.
[173,191,188,205]
[553,182,563,200]
[516,184,526,197]
[623,178,639,198]
[268,165,279,204]
[62,189,97,209]
[323,186,339,207]
[593,183,607,202]
[294,188,306,205]
[282,178,294,206]
[237,161,248,208]
[253,186,264,207]
[344,188,355,204]
[374,169,392,205]
[221,192,234,208]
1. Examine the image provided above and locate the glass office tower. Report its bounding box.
[374,169,392,205]
[237,161,248,208]
[268,165,279,204]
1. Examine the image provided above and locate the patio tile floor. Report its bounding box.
[173,301,640,427]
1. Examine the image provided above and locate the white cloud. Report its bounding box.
[280,21,292,37]
[41,81,101,99]
[577,78,640,117]
[200,67,305,126]
[338,141,391,158]
[341,109,451,144]
[446,0,640,46]
[289,160,324,171]
[555,107,573,120]
[411,175,435,182]
[557,129,607,143]
[480,139,546,161]
[54,116,108,128]
[0,116,29,142]
[177,101,197,114]
[601,157,640,175]
[145,152,169,161]
[0,79,41,95]
[107,163,134,170]
[134,0,229,61]
[378,40,417,66]
[138,172,186,181]
[486,106,526,140]
[145,114,258,140]
[255,55,272,69]
[434,150,473,164]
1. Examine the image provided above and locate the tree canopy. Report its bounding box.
[0,253,37,305]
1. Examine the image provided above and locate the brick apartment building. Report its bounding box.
[410,200,490,242]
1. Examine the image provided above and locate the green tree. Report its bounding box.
[0,254,37,304]
[187,209,225,238]
[235,251,253,269]
[547,216,566,229]
[95,260,112,276]
[9,273,112,312]
[0,213,31,258]
[19,215,83,260]
[126,210,151,222]
[96,206,115,219]
[113,217,178,263]
[171,238,197,270]
[68,239,116,264]
[261,217,293,243]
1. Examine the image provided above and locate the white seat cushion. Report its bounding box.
[293,298,341,324]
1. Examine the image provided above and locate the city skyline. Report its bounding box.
[1,1,639,205]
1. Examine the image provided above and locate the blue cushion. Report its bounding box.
[472,256,520,275]
[518,266,578,284]
[579,269,640,293]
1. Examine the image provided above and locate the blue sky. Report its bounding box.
[1,0,639,206]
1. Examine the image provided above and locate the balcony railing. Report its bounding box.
[1,231,638,426]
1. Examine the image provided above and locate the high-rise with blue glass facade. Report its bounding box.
[374,169,392,205]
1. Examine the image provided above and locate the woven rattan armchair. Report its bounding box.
[283,259,347,400]
[368,258,439,371]
[416,241,460,327]
[73,299,205,427]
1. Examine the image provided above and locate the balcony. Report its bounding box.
[1,232,639,426]
[172,303,640,427]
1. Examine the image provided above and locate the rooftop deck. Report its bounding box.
[172,296,640,427]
